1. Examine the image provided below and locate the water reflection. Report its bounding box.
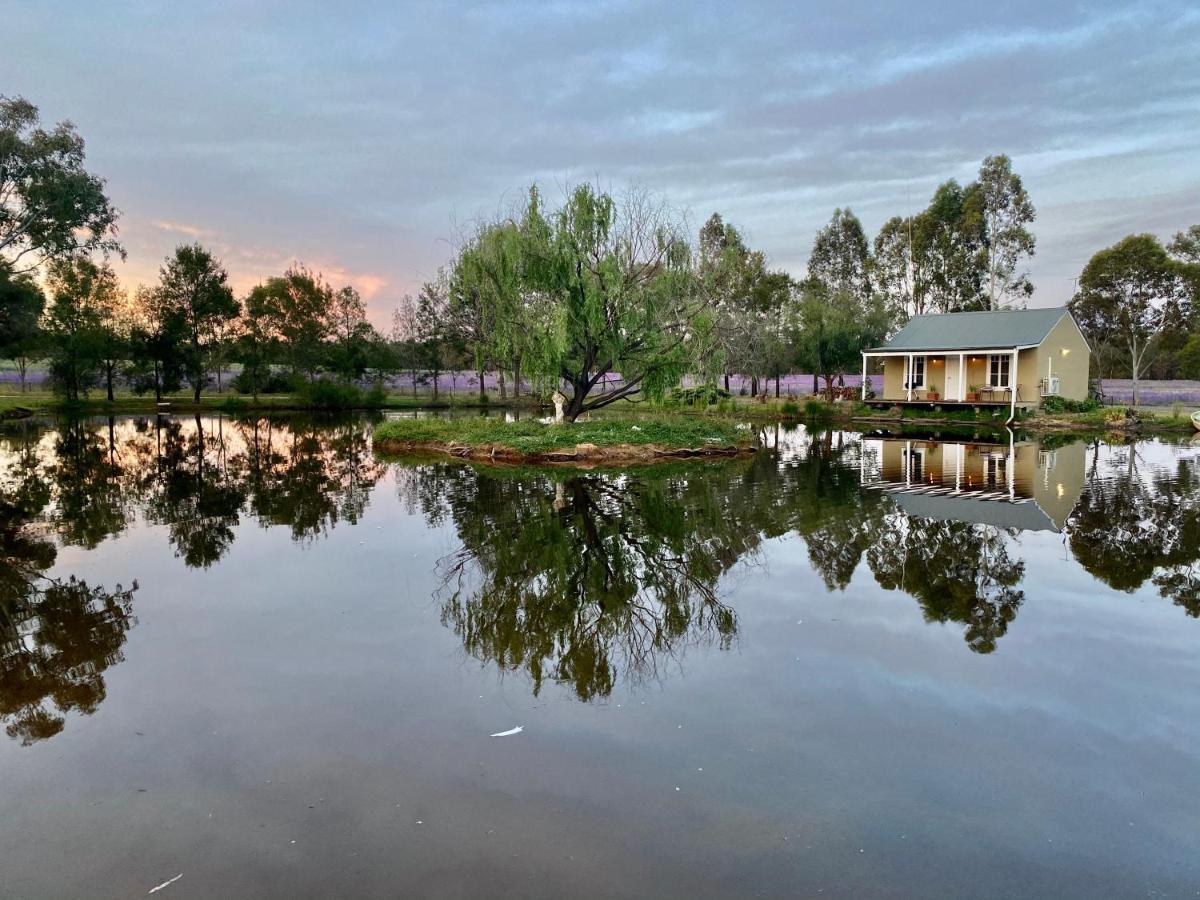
[400,427,1200,690]
[399,464,746,700]
[0,414,382,743]
[0,415,1198,740]
[0,453,136,745]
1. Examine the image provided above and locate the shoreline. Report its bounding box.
[373,438,756,464]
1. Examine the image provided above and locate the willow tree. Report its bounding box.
[513,184,711,421]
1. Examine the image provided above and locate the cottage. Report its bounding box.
[861,307,1091,419]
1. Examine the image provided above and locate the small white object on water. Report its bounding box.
[147,873,183,894]
[490,725,523,737]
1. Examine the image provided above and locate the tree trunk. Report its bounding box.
[775,374,780,398]
[723,372,730,392]
[812,373,818,395]
[513,359,521,399]
[193,379,202,404]
[432,370,439,402]
[498,369,506,400]
[477,365,486,402]
[106,363,115,403]
[154,360,162,403]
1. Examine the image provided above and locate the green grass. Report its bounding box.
[0,386,522,416]
[373,416,749,454]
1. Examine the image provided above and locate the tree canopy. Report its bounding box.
[0,96,122,273]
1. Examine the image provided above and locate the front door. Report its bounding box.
[944,357,959,401]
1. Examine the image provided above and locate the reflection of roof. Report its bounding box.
[867,307,1070,352]
[883,487,1060,532]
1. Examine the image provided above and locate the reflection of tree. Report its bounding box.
[0,487,136,745]
[424,463,747,700]
[866,518,1024,654]
[47,418,128,548]
[142,416,246,567]
[240,417,384,543]
[1070,447,1200,618]
[0,575,136,745]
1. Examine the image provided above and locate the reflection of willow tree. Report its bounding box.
[1070,445,1200,617]
[0,478,136,745]
[423,463,749,700]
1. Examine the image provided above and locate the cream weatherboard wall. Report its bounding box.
[1032,313,1091,403]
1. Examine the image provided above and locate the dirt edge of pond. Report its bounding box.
[374,439,756,464]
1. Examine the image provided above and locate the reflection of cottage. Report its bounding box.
[861,307,1091,420]
[861,436,1085,532]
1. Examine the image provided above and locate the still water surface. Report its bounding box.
[1,415,1197,897]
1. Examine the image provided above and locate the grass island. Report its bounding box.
[372,416,755,464]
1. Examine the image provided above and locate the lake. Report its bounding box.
[1,414,1197,898]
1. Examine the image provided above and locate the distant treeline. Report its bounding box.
[2,94,1198,411]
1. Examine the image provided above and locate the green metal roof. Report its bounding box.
[890,490,1061,532]
[868,307,1071,352]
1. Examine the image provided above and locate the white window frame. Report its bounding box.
[987,354,1011,389]
[906,355,927,390]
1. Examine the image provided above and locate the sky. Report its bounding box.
[4,0,1198,326]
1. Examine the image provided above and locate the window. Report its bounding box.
[988,354,1011,388]
[906,356,926,389]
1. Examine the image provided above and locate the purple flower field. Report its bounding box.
[3,363,1199,407]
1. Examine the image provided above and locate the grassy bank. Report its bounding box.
[640,394,1199,435]
[373,416,754,463]
[0,386,526,418]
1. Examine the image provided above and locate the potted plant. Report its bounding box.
[926,387,940,401]
[966,385,980,401]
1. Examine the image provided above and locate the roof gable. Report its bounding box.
[871,307,1071,352]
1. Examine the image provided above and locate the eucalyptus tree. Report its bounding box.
[255,266,334,381]
[922,179,987,313]
[0,96,122,274]
[127,285,185,401]
[808,208,871,298]
[155,244,239,402]
[42,257,116,400]
[0,270,45,392]
[793,278,889,401]
[1069,234,1184,405]
[873,214,930,322]
[505,184,712,420]
[977,154,1036,309]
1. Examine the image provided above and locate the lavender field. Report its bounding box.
[3,363,1199,407]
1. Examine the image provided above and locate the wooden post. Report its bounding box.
[906,354,913,402]
[958,352,965,401]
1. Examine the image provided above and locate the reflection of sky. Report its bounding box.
[3,2,1198,325]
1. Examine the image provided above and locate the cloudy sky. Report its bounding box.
[5,1,1198,324]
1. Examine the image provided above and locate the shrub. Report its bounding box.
[781,401,800,416]
[671,384,732,406]
[803,398,829,419]
[220,396,249,414]
[364,383,388,408]
[296,379,364,409]
[233,369,302,395]
[1041,395,1100,414]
